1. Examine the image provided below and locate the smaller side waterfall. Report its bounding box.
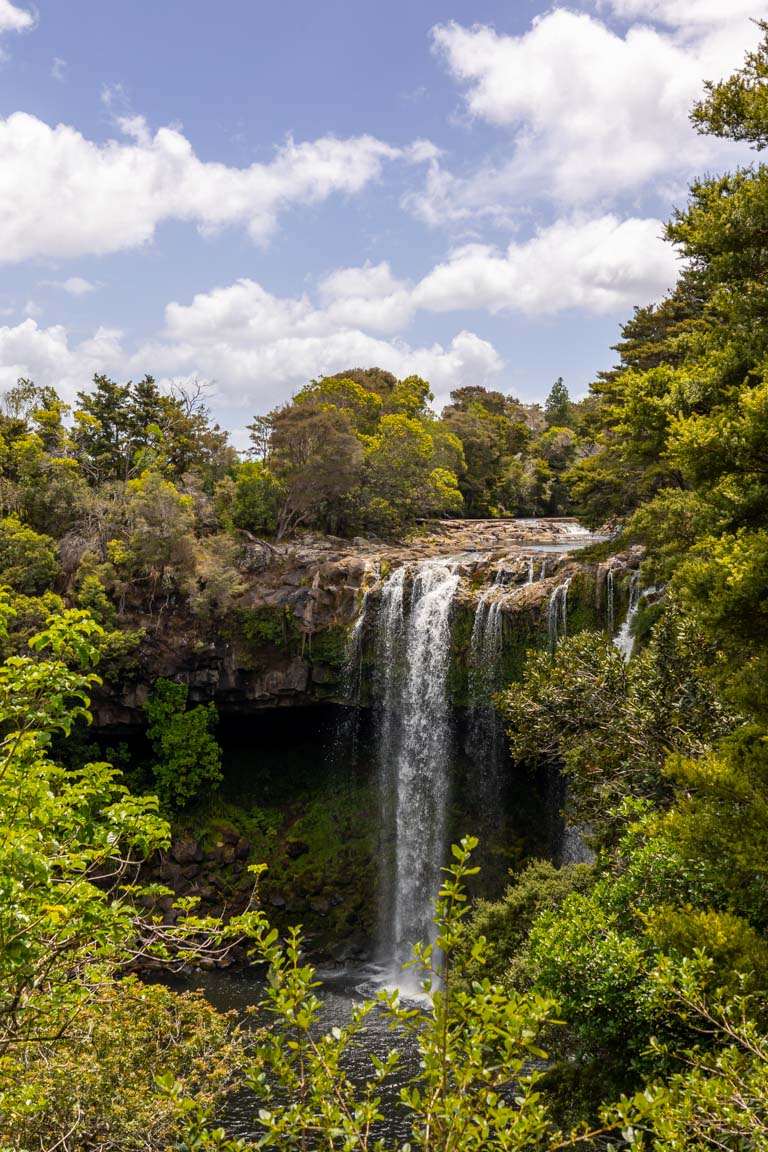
[527,556,535,584]
[333,569,380,763]
[342,588,371,707]
[606,568,615,635]
[469,578,504,696]
[548,578,571,651]
[614,571,640,661]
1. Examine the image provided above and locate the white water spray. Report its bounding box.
[547,578,571,650]
[614,571,640,661]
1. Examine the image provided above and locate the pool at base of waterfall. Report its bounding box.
[171,964,424,1144]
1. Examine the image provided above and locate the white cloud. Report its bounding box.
[0,320,122,399]
[23,299,42,319]
[153,278,502,406]
[44,276,99,296]
[0,282,503,417]
[0,112,408,263]
[420,8,766,223]
[318,215,677,320]
[0,206,678,420]
[0,0,33,34]
[0,0,33,61]
[317,262,416,333]
[601,1,766,28]
[413,215,678,316]
[50,56,67,82]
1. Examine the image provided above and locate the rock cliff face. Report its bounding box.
[92,519,640,728]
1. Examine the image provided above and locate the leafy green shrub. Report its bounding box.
[145,678,223,810]
[0,514,58,593]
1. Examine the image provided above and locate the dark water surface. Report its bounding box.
[183,965,422,1145]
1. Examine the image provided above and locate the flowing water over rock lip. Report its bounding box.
[614,571,641,660]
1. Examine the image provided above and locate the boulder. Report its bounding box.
[171,835,203,865]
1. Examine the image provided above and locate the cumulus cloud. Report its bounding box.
[0,0,33,34]
[0,112,408,263]
[318,216,677,320]
[600,1,766,28]
[413,215,678,316]
[0,320,123,398]
[317,262,416,333]
[0,280,503,417]
[0,0,33,61]
[153,278,502,405]
[418,7,766,224]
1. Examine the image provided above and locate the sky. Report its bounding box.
[0,0,764,446]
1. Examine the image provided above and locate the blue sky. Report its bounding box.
[0,0,761,443]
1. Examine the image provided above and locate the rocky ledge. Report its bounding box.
[92,519,639,727]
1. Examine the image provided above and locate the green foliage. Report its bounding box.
[125,469,197,596]
[498,605,734,839]
[228,460,284,535]
[0,514,58,593]
[145,678,223,810]
[0,600,263,1148]
[459,860,594,991]
[5,980,244,1152]
[75,571,117,626]
[236,605,292,650]
[185,533,248,625]
[544,377,573,428]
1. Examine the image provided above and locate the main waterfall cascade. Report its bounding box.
[375,558,462,987]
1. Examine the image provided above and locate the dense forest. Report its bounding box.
[6,24,768,1152]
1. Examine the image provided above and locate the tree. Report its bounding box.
[227,461,284,536]
[123,470,197,603]
[0,603,256,1146]
[145,678,223,809]
[269,401,362,538]
[544,377,573,428]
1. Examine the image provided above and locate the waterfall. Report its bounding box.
[466,575,508,870]
[614,571,640,661]
[467,574,505,754]
[547,578,571,651]
[527,556,535,584]
[606,568,615,635]
[375,558,461,987]
[334,571,379,763]
[469,577,504,695]
[342,588,371,707]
